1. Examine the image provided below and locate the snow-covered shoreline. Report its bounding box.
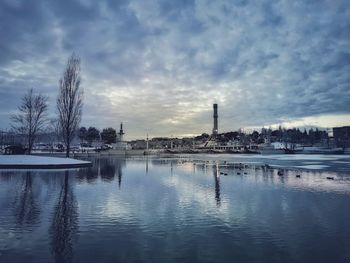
[0,155,92,169]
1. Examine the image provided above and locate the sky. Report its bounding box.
[0,0,350,139]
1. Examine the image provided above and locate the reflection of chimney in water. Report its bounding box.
[213,163,221,207]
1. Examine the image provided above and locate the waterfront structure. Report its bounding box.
[113,122,130,150]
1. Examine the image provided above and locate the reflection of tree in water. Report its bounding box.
[0,170,17,182]
[100,158,116,182]
[49,171,78,263]
[96,158,124,188]
[75,160,99,184]
[75,158,125,186]
[213,164,221,207]
[14,171,40,225]
[86,159,99,183]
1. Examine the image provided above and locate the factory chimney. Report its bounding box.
[212,104,218,136]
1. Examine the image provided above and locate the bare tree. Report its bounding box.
[11,89,48,154]
[57,53,83,157]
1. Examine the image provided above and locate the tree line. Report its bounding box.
[78,126,117,145]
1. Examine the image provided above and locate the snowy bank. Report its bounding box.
[0,155,92,169]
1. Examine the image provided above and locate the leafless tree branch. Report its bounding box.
[11,88,48,154]
[57,53,83,157]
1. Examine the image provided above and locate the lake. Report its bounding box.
[1,154,350,263]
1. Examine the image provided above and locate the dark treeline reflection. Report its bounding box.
[14,171,41,225]
[49,170,78,263]
[76,157,125,187]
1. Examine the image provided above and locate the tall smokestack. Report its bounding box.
[213,103,218,136]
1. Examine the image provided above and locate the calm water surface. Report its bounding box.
[1,155,350,263]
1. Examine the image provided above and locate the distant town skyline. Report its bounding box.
[1,0,350,140]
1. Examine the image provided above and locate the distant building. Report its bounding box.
[333,126,350,148]
[130,139,146,150]
[113,122,130,150]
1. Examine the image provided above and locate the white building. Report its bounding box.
[113,122,131,150]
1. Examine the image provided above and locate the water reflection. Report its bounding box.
[75,158,125,187]
[49,170,78,263]
[118,160,123,188]
[14,171,40,226]
[1,156,350,263]
[213,163,221,207]
[100,158,116,182]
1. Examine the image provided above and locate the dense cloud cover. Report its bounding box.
[0,0,349,138]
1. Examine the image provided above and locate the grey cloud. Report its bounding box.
[0,0,350,138]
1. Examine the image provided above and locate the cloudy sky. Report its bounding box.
[0,0,349,139]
